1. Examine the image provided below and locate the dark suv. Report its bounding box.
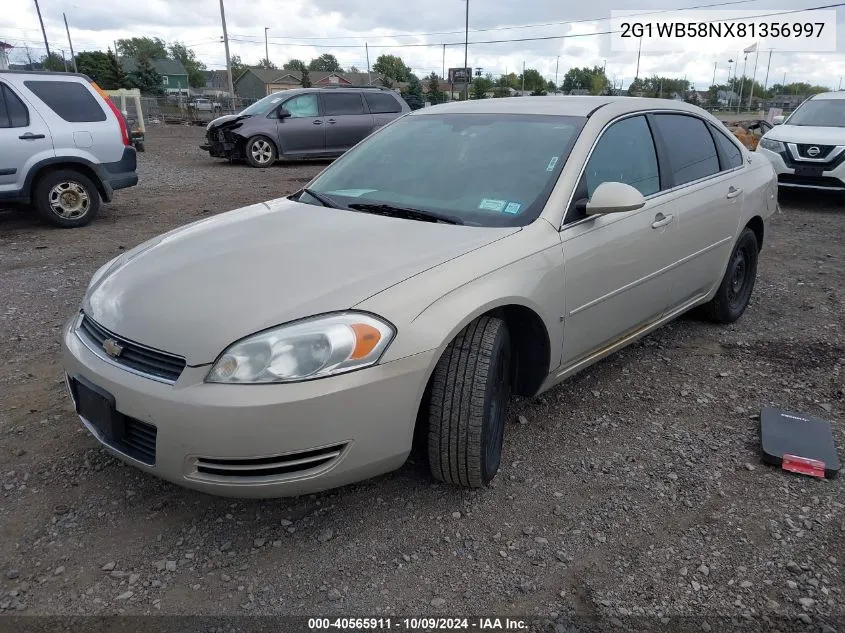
[201,86,411,168]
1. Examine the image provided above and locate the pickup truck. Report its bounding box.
[189,98,222,113]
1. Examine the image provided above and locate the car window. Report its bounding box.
[306,113,586,228]
[364,92,401,114]
[585,115,660,197]
[786,99,845,127]
[652,114,720,186]
[0,84,29,128]
[710,125,743,169]
[282,94,319,118]
[23,80,107,123]
[322,93,365,116]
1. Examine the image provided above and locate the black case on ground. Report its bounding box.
[760,406,840,479]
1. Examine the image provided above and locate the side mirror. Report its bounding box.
[772,115,784,125]
[585,181,646,216]
[278,108,291,119]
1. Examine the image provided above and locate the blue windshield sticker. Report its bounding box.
[479,198,507,212]
[546,156,560,172]
[503,202,522,214]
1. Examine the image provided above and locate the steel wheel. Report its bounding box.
[48,181,90,220]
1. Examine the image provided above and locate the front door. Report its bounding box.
[275,93,325,157]
[0,81,54,196]
[319,92,375,154]
[559,114,678,367]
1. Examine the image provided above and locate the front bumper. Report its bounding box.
[757,145,845,191]
[61,315,435,498]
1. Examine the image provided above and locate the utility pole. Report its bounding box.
[634,36,642,84]
[737,53,747,113]
[63,13,77,72]
[763,49,773,94]
[365,43,371,85]
[463,0,469,100]
[442,44,445,82]
[839,76,842,91]
[33,0,51,59]
[522,60,525,94]
[748,47,760,110]
[218,0,236,111]
[264,28,269,68]
[711,62,717,90]
[61,49,67,71]
[555,56,559,94]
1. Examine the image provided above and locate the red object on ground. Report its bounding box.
[781,454,826,478]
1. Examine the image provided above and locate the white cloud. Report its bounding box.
[3,0,844,89]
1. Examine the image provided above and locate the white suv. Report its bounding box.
[756,91,845,191]
[0,70,138,228]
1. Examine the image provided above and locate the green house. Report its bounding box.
[121,57,190,94]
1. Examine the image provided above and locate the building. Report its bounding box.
[234,68,387,99]
[121,57,190,94]
[0,41,11,71]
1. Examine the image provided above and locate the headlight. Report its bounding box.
[759,137,785,153]
[206,312,395,384]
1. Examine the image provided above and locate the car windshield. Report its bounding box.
[786,99,845,127]
[305,112,586,227]
[239,93,285,116]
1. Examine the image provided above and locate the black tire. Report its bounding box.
[244,135,277,168]
[702,227,759,323]
[135,141,145,153]
[427,316,512,488]
[33,169,100,228]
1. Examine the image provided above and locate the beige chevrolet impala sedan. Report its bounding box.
[61,97,778,498]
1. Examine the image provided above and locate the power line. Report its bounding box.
[228,4,845,50]
[231,0,772,42]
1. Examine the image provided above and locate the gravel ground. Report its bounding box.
[0,124,842,632]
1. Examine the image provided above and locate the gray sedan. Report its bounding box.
[63,96,777,497]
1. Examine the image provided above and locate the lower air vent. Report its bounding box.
[119,417,157,465]
[191,443,347,481]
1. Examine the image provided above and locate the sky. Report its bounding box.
[3,0,845,90]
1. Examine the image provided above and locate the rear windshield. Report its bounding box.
[307,113,586,227]
[24,80,107,123]
[786,99,845,127]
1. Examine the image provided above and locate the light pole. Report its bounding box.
[264,28,269,68]
[555,55,559,95]
[727,58,734,107]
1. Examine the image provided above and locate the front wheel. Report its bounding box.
[245,135,276,168]
[33,169,101,228]
[427,316,512,488]
[702,227,759,323]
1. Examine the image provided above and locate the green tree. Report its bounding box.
[76,51,111,85]
[562,66,608,94]
[590,73,609,95]
[168,42,207,88]
[372,54,412,82]
[348,65,360,73]
[308,54,342,72]
[41,52,66,72]
[259,58,277,70]
[425,72,446,104]
[493,75,512,98]
[126,57,163,95]
[283,59,307,71]
[117,37,167,61]
[401,74,424,109]
[519,68,545,93]
[230,55,247,80]
[103,49,128,89]
[471,74,494,99]
[301,67,311,88]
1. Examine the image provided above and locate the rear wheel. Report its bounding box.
[33,169,100,228]
[702,227,759,323]
[245,135,276,168]
[427,316,512,488]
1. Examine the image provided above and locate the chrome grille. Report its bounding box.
[191,444,347,481]
[78,314,186,383]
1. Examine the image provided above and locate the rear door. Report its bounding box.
[19,77,124,165]
[648,113,744,309]
[0,81,54,197]
[275,93,325,157]
[363,91,405,131]
[319,92,375,153]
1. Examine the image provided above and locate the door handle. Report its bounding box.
[726,186,743,199]
[19,133,45,140]
[651,213,674,229]
[312,120,323,125]
[326,119,337,124]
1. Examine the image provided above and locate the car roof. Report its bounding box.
[0,69,92,81]
[809,91,845,100]
[409,95,709,117]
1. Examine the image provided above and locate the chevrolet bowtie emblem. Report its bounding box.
[103,338,124,358]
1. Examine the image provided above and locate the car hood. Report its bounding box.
[765,124,845,145]
[83,198,519,365]
[206,114,243,130]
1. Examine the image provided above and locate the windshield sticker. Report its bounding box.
[503,202,522,214]
[479,198,507,212]
[546,156,560,172]
[325,189,378,198]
